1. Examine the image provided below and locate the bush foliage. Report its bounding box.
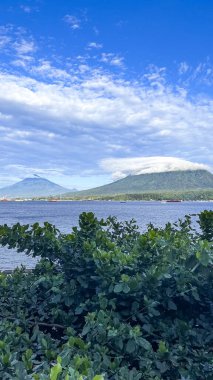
[0,210,213,379]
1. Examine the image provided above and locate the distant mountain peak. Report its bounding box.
[0,176,76,198]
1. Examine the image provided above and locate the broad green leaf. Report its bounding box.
[168,300,177,310]
[0,340,5,349]
[114,284,123,293]
[81,324,90,336]
[137,337,152,351]
[122,283,130,293]
[157,341,168,354]
[50,362,62,380]
[126,339,136,354]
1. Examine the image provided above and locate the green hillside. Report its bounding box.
[65,169,213,197]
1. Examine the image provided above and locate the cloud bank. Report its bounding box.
[0,24,212,188]
[0,66,212,188]
[100,157,210,180]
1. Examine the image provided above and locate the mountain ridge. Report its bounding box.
[65,169,213,197]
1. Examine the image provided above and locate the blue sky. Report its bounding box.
[0,0,212,189]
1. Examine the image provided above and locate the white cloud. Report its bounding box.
[11,57,32,68]
[87,42,103,49]
[0,112,11,120]
[93,26,99,35]
[100,53,124,67]
[30,60,72,80]
[5,164,65,177]
[78,64,89,73]
[178,62,189,75]
[13,39,36,55]
[0,25,37,64]
[0,35,11,49]
[20,5,32,13]
[177,60,213,86]
[64,15,81,30]
[100,157,210,180]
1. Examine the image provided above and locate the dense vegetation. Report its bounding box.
[64,189,213,201]
[65,170,213,197]
[0,210,213,379]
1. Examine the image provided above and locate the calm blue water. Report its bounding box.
[0,200,212,270]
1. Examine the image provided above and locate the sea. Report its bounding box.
[0,200,212,270]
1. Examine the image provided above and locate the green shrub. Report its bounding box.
[198,209,213,241]
[0,210,212,379]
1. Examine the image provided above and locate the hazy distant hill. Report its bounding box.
[65,170,213,197]
[0,177,74,198]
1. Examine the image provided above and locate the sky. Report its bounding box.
[0,0,213,189]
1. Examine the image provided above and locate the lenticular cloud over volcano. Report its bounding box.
[100,157,209,180]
